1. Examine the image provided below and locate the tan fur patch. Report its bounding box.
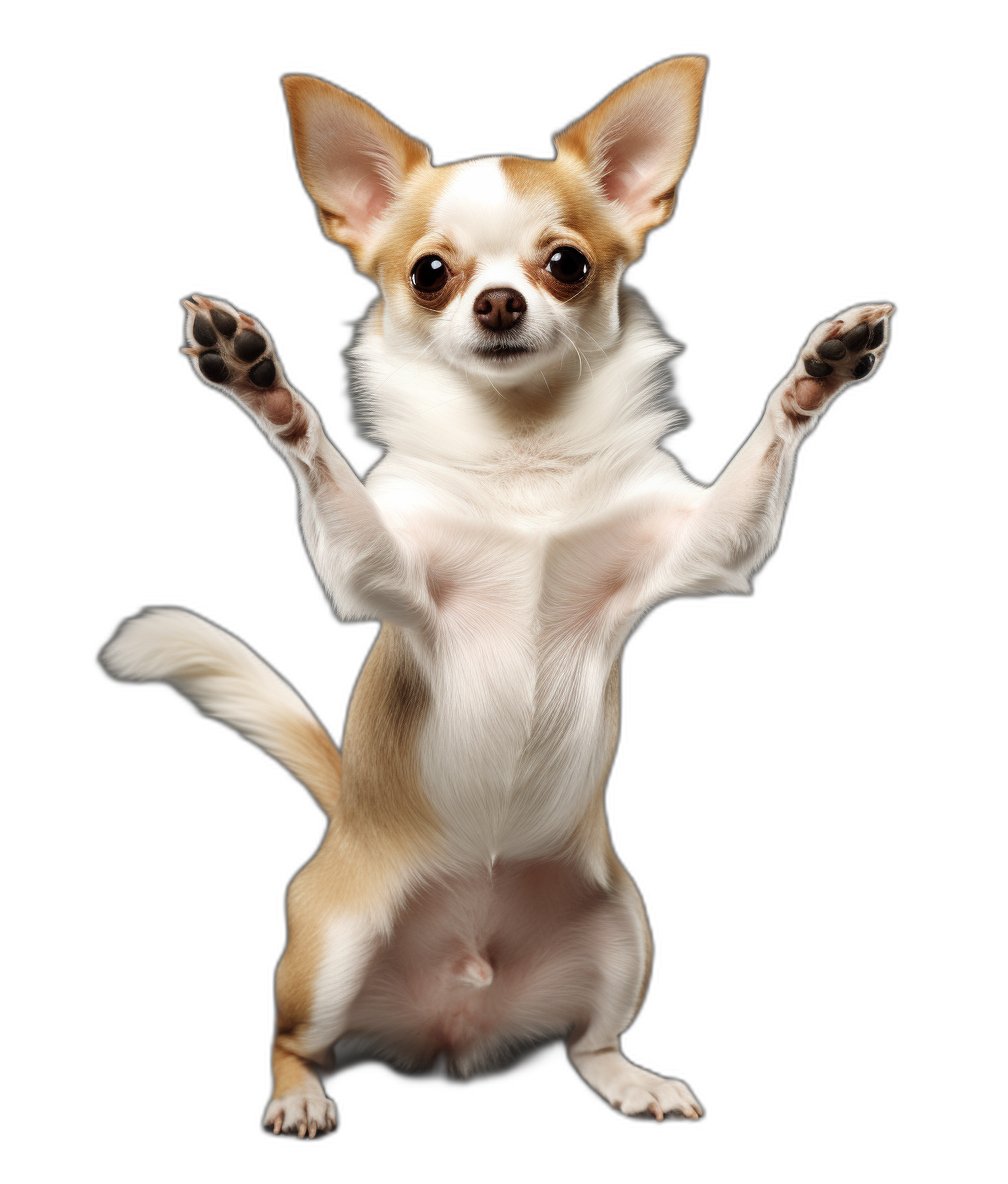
[500,154,630,285]
[364,164,458,283]
[279,714,342,818]
[273,626,439,1047]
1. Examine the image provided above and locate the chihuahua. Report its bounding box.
[101,57,891,1136]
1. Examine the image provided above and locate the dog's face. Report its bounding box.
[283,58,705,388]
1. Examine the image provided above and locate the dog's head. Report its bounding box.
[283,58,705,391]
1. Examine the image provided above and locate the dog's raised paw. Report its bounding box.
[803,303,892,383]
[182,294,281,392]
[785,302,894,421]
[263,1091,337,1138]
[181,294,309,442]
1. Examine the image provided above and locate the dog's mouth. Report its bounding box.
[471,339,536,363]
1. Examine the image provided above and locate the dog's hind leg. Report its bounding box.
[264,828,415,1138]
[567,866,703,1121]
[266,909,374,1138]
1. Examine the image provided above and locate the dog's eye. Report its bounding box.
[545,247,590,285]
[411,255,449,295]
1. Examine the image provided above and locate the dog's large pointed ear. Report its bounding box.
[282,75,430,264]
[554,56,707,254]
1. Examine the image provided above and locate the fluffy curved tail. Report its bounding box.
[99,607,341,817]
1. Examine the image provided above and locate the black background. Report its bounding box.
[68,11,938,1174]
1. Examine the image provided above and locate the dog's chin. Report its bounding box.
[465,339,552,382]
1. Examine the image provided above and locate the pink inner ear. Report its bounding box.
[325,137,397,240]
[599,132,663,220]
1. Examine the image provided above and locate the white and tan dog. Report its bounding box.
[101,57,892,1136]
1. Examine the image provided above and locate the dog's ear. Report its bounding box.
[282,75,429,264]
[554,56,707,254]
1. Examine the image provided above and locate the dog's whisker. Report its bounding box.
[576,326,611,360]
[558,330,590,383]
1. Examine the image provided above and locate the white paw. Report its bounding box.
[609,1068,704,1121]
[263,1091,337,1138]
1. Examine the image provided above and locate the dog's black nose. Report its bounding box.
[474,288,526,332]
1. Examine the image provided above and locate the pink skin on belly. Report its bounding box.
[346,860,632,1073]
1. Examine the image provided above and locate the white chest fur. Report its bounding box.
[367,449,689,866]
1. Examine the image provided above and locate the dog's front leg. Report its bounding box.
[664,303,893,597]
[182,295,431,628]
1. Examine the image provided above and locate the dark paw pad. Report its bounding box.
[249,358,276,388]
[211,309,237,337]
[198,351,229,383]
[235,329,267,362]
[841,322,870,353]
[192,313,217,348]
[804,358,833,378]
[852,352,875,379]
[867,321,885,349]
[817,338,846,362]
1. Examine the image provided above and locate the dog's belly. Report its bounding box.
[345,860,623,1072]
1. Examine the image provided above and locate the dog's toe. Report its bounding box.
[841,321,870,352]
[210,307,237,337]
[198,351,229,383]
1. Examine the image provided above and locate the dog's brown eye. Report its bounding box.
[545,247,590,285]
[411,255,448,295]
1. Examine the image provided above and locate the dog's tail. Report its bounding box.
[99,607,341,818]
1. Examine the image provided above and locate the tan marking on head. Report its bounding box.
[364,163,458,283]
[500,154,631,286]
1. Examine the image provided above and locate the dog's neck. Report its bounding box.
[349,288,685,482]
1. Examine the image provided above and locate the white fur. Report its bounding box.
[99,607,339,805]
